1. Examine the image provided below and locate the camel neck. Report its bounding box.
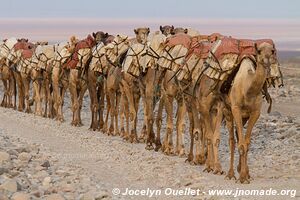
[247,62,267,97]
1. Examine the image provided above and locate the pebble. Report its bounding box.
[17,153,32,163]
[0,152,10,163]
[11,192,31,200]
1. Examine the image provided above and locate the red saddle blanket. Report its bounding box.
[66,35,96,69]
[165,33,192,49]
[187,41,212,60]
[214,37,240,59]
[21,49,33,59]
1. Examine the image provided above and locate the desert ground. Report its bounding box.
[0,56,299,199]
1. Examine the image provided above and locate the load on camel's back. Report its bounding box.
[157,33,192,72]
[65,34,96,69]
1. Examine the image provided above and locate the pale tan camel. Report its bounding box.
[103,34,131,136]
[5,38,30,112]
[120,28,152,143]
[52,41,75,122]
[223,42,276,183]
[68,32,110,126]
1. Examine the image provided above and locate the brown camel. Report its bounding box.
[0,58,15,108]
[223,41,277,183]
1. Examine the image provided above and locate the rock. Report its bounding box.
[0,179,21,192]
[41,160,50,168]
[79,192,96,200]
[269,111,282,118]
[95,190,109,199]
[11,192,30,200]
[0,152,10,163]
[45,194,65,200]
[0,168,8,175]
[42,177,52,187]
[18,152,32,162]
[0,193,9,200]
[61,183,75,193]
[7,149,18,156]
[31,190,43,198]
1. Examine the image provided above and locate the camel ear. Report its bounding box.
[93,32,96,38]
[184,29,188,34]
[105,33,108,37]
[45,42,48,45]
[26,39,28,42]
[160,26,163,32]
[171,25,174,30]
[17,39,21,42]
[147,28,150,34]
[134,29,138,35]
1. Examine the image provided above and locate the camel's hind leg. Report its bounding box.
[22,73,32,113]
[69,69,80,126]
[154,97,164,151]
[13,71,24,111]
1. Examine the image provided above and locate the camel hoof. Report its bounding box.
[176,149,185,157]
[213,169,225,175]
[236,178,250,184]
[145,144,154,151]
[154,143,162,152]
[203,167,213,173]
[194,155,206,165]
[225,174,236,180]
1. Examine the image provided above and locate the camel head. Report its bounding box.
[159,25,174,36]
[17,38,29,43]
[173,27,188,35]
[36,41,48,46]
[134,27,150,44]
[92,31,109,44]
[255,41,276,70]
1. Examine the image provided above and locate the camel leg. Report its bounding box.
[52,67,65,122]
[243,110,260,182]
[175,97,186,157]
[145,84,155,150]
[212,102,225,175]
[154,97,164,151]
[103,93,110,134]
[98,84,105,130]
[13,71,24,111]
[1,79,8,107]
[163,95,174,155]
[78,82,87,126]
[88,79,98,131]
[119,93,126,137]
[108,89,115,136]
[69,69,80,126]
[8,70,15,108]
[114,92,120,136]
[231,105,248,183]
[32,70,43,116]
[202,111,214,173]
[224,113,236,180]
[131,92,140,143]
[187,108,195,163]
[22,73,31,113]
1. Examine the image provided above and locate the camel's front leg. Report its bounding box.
[77,81,87,126]
[14,71,24,111]
[212,102,225,175]
[22,74,32,113]
[231,105,247,183]
[32,70,43,116]
[69,69,80,126]
[224,116,236,180]
[175,97,186,157]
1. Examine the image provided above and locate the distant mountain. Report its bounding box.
[278,51,300,62]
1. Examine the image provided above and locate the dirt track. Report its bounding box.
[0,65,299,199]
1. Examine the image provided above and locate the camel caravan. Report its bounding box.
[0,26,283,184]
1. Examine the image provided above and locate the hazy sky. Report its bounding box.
[1,0,300,50]
[1,0,300,19]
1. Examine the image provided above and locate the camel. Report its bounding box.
[52,40,75,122]
[0,57,15,108]
[87,34,114,131]
[31,43,56,117]
[68,31,110,126]
[155,27,197,155]
[5,38,31,112]
[223,41,277,183]
[121,27,156,143]
[105,35,131,136]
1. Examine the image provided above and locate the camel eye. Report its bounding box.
[271,50,275,54]
[257,50,261,55]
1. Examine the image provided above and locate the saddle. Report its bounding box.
[65,35,95,69]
